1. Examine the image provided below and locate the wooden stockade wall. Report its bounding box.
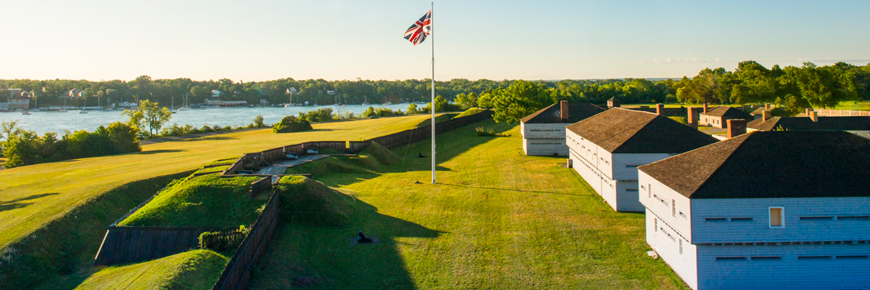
[250,177,272,197]
[93,226,225,266]
[222,109,493,175]
[815,109,870,117]
[212,190,281,290]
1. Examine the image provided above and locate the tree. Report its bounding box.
[491,80,551,123]
[123,100,171,138]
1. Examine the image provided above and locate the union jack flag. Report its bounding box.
[403,10,431,45]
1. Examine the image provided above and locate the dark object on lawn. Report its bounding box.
[357,231,373,243]
[417,153,426,158]
[415,180,422,184]
[369,115,379,119]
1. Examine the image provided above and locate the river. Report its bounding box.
[0,103,420,135]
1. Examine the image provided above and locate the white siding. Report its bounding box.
[696,244,870,290]
[691,197,870,244]
[647,209,698,290]
[522,122,570,156]
[639,171,694,242]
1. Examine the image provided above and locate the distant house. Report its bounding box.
[211,90,222,98]
[520,100,604,156]
[566,108,717,212]
[638,131,870,290]
[747,112,870,139]
[7,89,31,111]
[699,106,752,128]
[327,90,336,95]
[67,88,84,98]
[607,97,620,108]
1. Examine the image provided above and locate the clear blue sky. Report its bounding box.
[1,0,868,82]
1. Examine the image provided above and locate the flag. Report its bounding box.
[403,10,431,45]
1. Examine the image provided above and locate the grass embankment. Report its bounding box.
[249,119,686,289]
[118,174,266,228]
[0,114,442,289]
[34,250,228,290]
[0,171,192,290]
[455,107,487,118]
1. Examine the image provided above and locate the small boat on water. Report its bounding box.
[79,110,88,114]
[21,111,31,115]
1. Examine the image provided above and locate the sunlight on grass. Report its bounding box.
[249,119,687,289]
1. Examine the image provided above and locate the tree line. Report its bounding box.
[2,61,866,112]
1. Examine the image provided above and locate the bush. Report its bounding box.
[273,116,313,133]
[198,226,249,253]
[299,108,334,122]
[1,121,140,168]
[475,126,496,136]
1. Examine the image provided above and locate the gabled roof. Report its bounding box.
[638,131,870,199]
[700,106,753,119]
[750,107,770,115]
[520,102,605,124]
[747,116,870,132]
[565,108,717,153]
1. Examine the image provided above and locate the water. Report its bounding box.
[0,103,420,135]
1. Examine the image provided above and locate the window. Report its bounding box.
[654,218,658,232]
[769,207,784,228]
[837,255,869,260]
[750,256,781,261]
[672,199,676,217]
[798,256,832,260]
[838,216,870,221]
[730,217,753,222]
[799,216,833,221]
[679,239,683,256]
[705,217,727,222]
[716,257,746,261]
[647,183,652,198]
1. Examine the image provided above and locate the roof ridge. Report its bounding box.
[602,111,658,152]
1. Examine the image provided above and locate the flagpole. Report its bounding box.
[430,2,436,184]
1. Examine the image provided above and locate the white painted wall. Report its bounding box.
[522,122,570,156]
[647,209,698,290]
[691,197,870,244]
[639,171,694,242]
[696,243,870,290]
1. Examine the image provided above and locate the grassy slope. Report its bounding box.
[34,250,228,290]
[249,119,686,289]
[118,174,265,227]
[0,114,436,249]
[832,100,870,111]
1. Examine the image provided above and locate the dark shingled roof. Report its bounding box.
[747,116,870,132]
[700,106,753,119]
[520,102,605,124]
[565,108,717,153]
[638,131,870,199]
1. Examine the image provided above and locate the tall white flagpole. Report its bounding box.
[430,2,436,184]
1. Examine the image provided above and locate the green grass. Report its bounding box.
[414,113,458,128]
[0,114,443,289]
[33,249,228,290]
[249,119,686,289]
[118,174,267,227]
[832,100,870,111]
[456,107,487,118]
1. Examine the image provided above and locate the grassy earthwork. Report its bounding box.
[249,119,687,289]
[0,114,443,289]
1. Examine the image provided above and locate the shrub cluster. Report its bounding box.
[198,226,250,253]
[363,106,405,118]
[273,116,313,133]
[1,121,140,168]
[159,115,268,137]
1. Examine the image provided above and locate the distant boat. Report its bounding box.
[79,110,88,114]
[362,96,369,106]
[385,101,392,105]
[21,111,31,115]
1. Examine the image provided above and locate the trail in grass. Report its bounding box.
[250,119,686,289]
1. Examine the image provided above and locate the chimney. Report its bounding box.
[560,100,569,121]
[687,107,700,128]
[727,119,747,139]
[809,111,818,122]
[703,103,709,113]
[762,110,771,122]
[765,103,771,109]
[805,108,811,116]
[656,103,664,115]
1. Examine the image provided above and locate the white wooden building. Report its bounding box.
[699,106,752,128]
[520,100,604,156]
[638,131,870,290]
[566,108,716,212]
[747,112,870,139]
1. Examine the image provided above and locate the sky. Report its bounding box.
[1,0,868,82]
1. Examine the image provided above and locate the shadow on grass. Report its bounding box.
[251,199,445,290]
[438,182,596,197]
[0,192,59,213]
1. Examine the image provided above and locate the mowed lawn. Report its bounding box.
[0,114,439,250]
[251,119,686,289]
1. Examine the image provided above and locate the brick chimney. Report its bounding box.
[805,108,811,116]
[765,103,771,109]
[703,103,709,113]
[762,110,771,122]
[656,103,664,115]
[727,119,747,139]
[809,111,818,122]
[687,107,700,128]
[560,100,569,121]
